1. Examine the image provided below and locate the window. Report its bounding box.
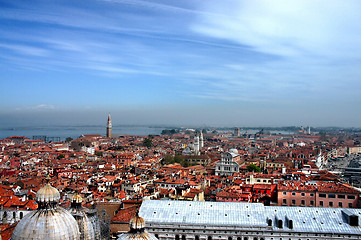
[319,194,326,198]
[347,195,356,200]
[20,212,23,219]
[328,194,336,198]
[320,201,323,206]
[292,192,296,196]
[207,237,212,240]
[228,237,232,240]
[349,203,353,208]
[338,194,345,199]
[282,199,287,205]
[301,200,305,205]
[310,193,314,197]
[301,193,305,196]
[310,200,314,206]
[175,235,180,240]
[291,199,296,205]
[329,201,333,207]
[339,202,343,207]
[182,235,186,240]
[283,192,287,196]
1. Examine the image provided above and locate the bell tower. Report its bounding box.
[106,114,112,138]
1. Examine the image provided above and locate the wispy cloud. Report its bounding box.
[16,104,56,111]
[0,43,48,56]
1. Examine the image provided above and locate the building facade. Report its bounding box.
[215,149,240,176]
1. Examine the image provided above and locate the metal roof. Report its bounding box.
[139,200,361,235]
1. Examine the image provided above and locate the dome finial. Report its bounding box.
[45,174,51,183]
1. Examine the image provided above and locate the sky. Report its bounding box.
[1,0,361,127]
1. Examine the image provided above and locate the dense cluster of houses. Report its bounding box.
[1,129,361,239]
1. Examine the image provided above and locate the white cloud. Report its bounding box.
[192,0,361,59]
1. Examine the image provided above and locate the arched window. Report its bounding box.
[20,212,23,219]
[154,234,158,239]
[228,237,232,240]
[182,235,186,240]
[237,238,242,240]
[175,235,180,240]
[208,236,212,240]
[195,236,200,240]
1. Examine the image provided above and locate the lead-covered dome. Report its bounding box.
[12,182,80,240]
[69,194,98,240]
[117,211,157,240]
[35,183,60,203]
[229,148,238,155]
[129,214,145,230]
[11,207,80,240]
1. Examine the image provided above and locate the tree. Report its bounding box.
[143,138,153,148]
[247,164,261,173]
[173,155,184,164]
[65,137,73,142]
[319,131,329,142]
[95,151,103,157]
[163,155,174,164]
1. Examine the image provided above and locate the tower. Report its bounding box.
[200,132,204,148]
[234,127,240,137]
[106,114,112,138]
[194,135,200,155]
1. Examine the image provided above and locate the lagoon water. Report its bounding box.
[0,125,295,141]
[0,125,165,140]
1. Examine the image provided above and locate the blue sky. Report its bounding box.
[1,0,361,127]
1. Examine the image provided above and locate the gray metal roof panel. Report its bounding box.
[140,200,361,235]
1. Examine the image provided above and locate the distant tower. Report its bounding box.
[106,114,112,138]
[308,126,311,135]
[194,135,200,155]
[234,127,240,137]
[200,132,204,148]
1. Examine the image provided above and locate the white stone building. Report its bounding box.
[215,149,240,176]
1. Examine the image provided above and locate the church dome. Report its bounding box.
[117,212,157,240]
[229,148,238,155]
[129,214,145,230]
[35,183,60,203]
[11,207,80,240]
[72,194,83,204]
[12,183,80,240]
[69,194,98,240]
